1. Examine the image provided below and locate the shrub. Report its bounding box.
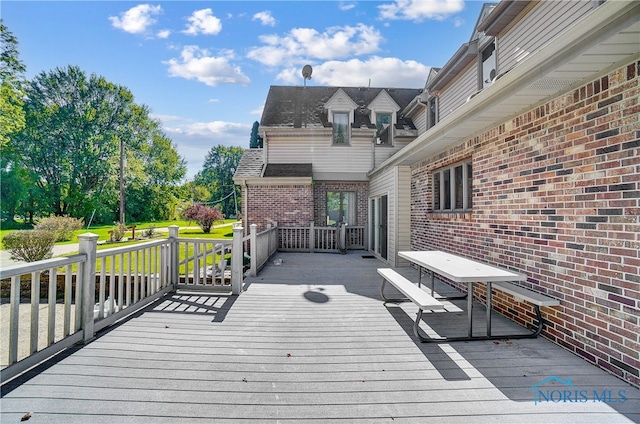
[35,216,84,242]
[3,230,57,262]
[143,225,157,238]
[182,203,224,234]
[109,222,127,242]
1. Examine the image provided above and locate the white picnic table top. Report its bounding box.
[398,250,526,283]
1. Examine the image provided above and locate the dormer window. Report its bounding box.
[376,113,392,145]
[333,112,350,145]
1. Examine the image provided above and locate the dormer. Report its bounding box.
[324,88,358,145]
[368,90,400,146]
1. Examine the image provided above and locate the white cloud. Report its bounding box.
[184,8,222,36]
[247,24,383,67]
[453,17,464,27]
[276,56,430,88]
[339,2,357,11]
[250,104,264,116]
[164,45,250,86]
[157,29,171,39]
[158,118,252,178]
[378,0,465,22]
[109,4,163,34]
[253,11,276,27]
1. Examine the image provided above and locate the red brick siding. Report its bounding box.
[245,184,314,231]
[313,182,368,226]
[410,60,640,387]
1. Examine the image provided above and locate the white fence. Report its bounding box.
[278,223,366,252]
[0,225,245,385]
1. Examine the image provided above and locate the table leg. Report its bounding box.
[418,266,422,288]
[429,270,435,297]
[467,281,473,338]
[487,282,492,337]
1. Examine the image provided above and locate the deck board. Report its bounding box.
[1,251,638,423]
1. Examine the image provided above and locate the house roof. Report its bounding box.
[233,149,264,178]
[263,164,312,178]
[372,0,640,175]
[260,86,421,129]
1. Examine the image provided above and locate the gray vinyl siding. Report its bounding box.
[395,166,412,267]
[267,132,373,178]
[413,109,427,135]
[369,166,411,267]
[499,1,595,72]
[437,63,477,121]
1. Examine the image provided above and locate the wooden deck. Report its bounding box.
[1,251,638,423]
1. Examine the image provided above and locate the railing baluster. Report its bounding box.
[126,251,132,307]
[134,250,139,304]
[64,265,72,337]
[99,257,106,319]
[30,271,40,355]
[109,255,115,314]
[140,248,146,299]
[118,253,124,312]
[47,267,57,346]
[74,265,82,332]
[9,275,20,365]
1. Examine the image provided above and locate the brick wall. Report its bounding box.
[410,60,639,387]
[313,182,368,226]
[245,184,314,231]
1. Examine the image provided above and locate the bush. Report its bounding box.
[109,222,127,242]
[182,203,224,234]
[35,216,84,242]
[3,230,57,262]
[143,225,157,238]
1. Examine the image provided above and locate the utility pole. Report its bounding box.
[119,138,125,224]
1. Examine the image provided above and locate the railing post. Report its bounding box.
[78,232,98,343]
[232,225,244,295]
[250,223,258,277]
[168,225,179,290]
[309,221,315,253]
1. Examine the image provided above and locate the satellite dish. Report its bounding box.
[302,65,313,86]
[302,65,313,80]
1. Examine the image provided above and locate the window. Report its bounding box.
[376,113,392,145]
[327,191,356,225]
[427,97,438,129]
[481,41,496,89]
[432,160,472,212]
[333,112,350,145]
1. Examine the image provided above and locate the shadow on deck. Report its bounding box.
[1,251,638,423]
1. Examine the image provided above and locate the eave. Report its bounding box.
[427,40,478,92]
[370,0,640,176]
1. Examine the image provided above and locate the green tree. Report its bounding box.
[249,121,262,148]
[125,127,186,222]
[194,145,244,217]
[10,65,186,223]
[0,20,26,148]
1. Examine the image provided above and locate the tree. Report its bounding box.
[249,121,263,148]
[0,20,26,148]
[182,203,224,234]
[9,65,185,224]
[193,145,244,217]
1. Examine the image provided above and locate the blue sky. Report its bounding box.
[3,0,491,179]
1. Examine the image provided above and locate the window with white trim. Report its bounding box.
[375,112,392,145]
[432,160,472,212]
[333,112,350,145]
[481,41,496,89]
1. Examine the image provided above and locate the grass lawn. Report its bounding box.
[0,219,238,250]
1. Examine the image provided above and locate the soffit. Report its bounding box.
[375,0,640,172]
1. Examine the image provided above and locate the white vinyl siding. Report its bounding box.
[437,62,477,121]
[499,1,594,71]
[369,165,411,267]
[267,132,373,178]
[412,108,427,135]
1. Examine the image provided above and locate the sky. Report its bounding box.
[3,0,492,179]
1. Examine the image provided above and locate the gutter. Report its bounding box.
[369,0,640,177]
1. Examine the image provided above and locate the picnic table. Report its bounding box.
[387,250,558,342]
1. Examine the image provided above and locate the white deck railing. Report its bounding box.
[0,225,246,385]
[249,223,278,276]
[278,223,366,252]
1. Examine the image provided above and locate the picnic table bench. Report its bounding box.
[380,251,560,342]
